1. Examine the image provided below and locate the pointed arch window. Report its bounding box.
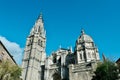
[38,26,41,32]
[38,39,42,46]
[80,54,82,60]
[38,39,44,47]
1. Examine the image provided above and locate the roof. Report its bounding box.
[116,58,120,63]
[78,29,93,42]
[0,40,17,64]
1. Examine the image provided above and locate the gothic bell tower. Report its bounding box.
[22,13,46,80]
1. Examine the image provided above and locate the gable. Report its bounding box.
[0,41,16,64]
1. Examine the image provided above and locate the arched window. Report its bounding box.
[38,26,41,32]
[80,54,82,60]
[38,39,42,47]
[53,54,57,63]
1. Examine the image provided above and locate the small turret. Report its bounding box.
[37,12,43,22]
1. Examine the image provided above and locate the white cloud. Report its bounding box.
[0,36,23,65]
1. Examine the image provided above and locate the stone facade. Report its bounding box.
[22,14,100,80]
[0,41,16,64]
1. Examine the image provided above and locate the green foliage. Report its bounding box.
[0,61,22,80]
[92,60,120,80]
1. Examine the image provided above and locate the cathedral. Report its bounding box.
[21,14,100,80]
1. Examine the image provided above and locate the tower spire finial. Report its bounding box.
[36,12,44,23]
[38,12,43,20]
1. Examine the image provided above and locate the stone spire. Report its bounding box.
[22,13,46,80]
[38,12,43,20]
[30,13,45,38]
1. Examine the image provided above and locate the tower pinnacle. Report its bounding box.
[30,13,45,37]
[37,12,43,22]
[38,12,42,18]
[81,29,85,35]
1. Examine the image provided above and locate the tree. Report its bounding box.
[92,59,120,80]
[0,61,22,80]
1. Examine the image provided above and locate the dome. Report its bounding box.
[78,29,93,42]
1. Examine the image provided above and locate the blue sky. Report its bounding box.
[0,0,120,64]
